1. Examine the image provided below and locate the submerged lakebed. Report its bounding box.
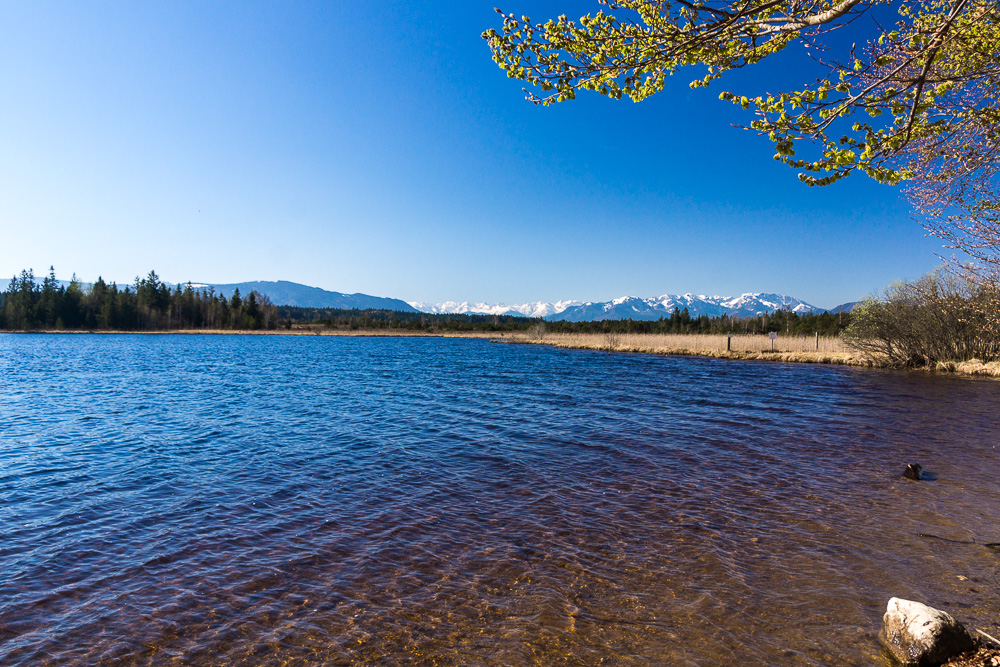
[1,334,998,666]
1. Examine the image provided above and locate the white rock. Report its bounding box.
[878,597,976,666]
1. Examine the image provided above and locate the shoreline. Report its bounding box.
[0,328,499,338]
[5,328,999,378]
[501,332,1000,379]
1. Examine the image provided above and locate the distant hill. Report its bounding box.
[187,281,419,312]
[828,301,859,313]
[0,276,418,312]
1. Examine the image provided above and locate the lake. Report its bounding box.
[1,334,998,666]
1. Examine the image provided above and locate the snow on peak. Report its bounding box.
[411,292,823,321]
[409,299,584,318]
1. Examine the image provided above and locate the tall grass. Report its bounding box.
[509,331,851,355]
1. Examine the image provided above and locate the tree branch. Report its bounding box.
[755,0,865,33]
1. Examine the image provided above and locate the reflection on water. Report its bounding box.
[1,334,998,666]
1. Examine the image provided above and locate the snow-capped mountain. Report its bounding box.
[551,293,820,321]
[407,300,583,318]
[716,293,819,317]
[412,292,822,322]
[3,273,832,321]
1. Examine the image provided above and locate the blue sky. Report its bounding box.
[0,2,945,308]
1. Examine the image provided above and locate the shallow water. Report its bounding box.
[1,334,998,666]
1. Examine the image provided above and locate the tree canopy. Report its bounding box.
[0,268,280,332]
[483,0,1000,273]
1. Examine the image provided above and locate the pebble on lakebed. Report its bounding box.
[941,645,1000,667]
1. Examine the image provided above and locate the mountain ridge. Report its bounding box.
[1,276,856,319]
[0,277,418,313]
[407,299,584,319]
[415,292,831,322]
[188,281,419,312]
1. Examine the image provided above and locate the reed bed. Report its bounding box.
[940,359,1000,377]
[511,331,850,353]
[504,331,862,366]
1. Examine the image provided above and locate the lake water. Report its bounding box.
[1,334,998,666]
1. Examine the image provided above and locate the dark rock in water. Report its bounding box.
[905,463,925,481]
[878,597,976,666]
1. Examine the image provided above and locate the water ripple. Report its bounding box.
[1,334,999,666]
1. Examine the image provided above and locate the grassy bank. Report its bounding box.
[507,331,858,363]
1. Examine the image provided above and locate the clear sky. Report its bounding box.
[0,1,947,309]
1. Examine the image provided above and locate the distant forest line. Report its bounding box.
[1,268,851,335]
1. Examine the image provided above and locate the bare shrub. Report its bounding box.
[527,322,547,340]
[843,270,1000,366]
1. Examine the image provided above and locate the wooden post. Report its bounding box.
[815,331,819,351]
[727,334,731,352]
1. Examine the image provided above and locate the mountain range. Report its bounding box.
[0,278,418,312]
[550,293,824,321]
[407,299,583,319]
[1,277,857,319]
[408,293,829,320]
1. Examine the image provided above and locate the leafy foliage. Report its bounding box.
[484,0,1000,264]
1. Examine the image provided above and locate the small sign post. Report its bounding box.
[769,331,777,351]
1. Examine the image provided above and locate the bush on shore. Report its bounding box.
[842,270,1000,366]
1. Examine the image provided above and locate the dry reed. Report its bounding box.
[503,332,863,366]
[510,331,849,353]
